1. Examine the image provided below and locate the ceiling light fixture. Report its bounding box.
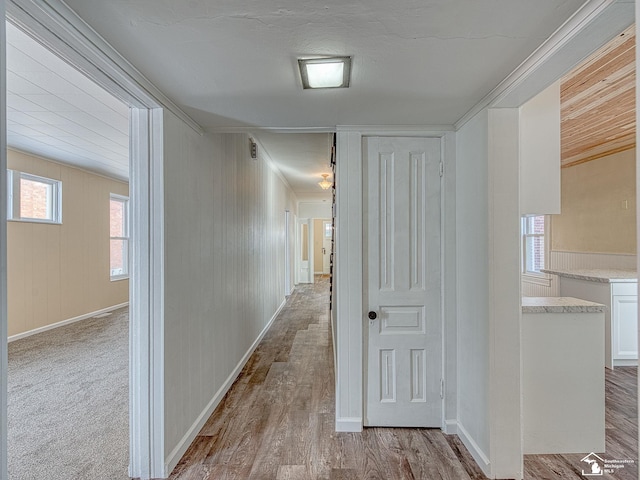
[318,174,332,190]
[298,57,351,89]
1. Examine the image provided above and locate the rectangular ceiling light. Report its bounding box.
[298,56,351,89]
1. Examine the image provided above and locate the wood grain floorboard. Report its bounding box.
[169,275,635,480]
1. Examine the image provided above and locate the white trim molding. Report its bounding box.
[163,298,286,476]
[0,4,8,478]
[455,0,630,129]
[7,302,129,342]
[335,417,363,432]
[457,422,491,476]
[128,107,166,479]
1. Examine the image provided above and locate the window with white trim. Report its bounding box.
[110,194,130,280]
[522,215,545,275]
[7,170,62,224]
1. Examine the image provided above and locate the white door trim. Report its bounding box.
[128,108,166,478]
[0,4,8,479]
[334,129,454,433]
[2,3,195,477]
[363,136,443,428]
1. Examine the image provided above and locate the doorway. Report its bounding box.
[2,4,169,478]
[363,136,443,427]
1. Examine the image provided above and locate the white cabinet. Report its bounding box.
[612,295,638,362]
[556,276,638,368]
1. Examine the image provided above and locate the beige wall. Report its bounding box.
[7,149,129,337]
[551,148,636,254]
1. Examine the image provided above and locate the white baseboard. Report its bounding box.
[8,302,129,342]
[163,297,287,477]
[443,419,458,435]
[457,421,491,477]
[335,417,363,432]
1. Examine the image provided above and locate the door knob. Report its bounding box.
[368,311,377,320]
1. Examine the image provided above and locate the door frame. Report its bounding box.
[2,1,202,477]
[362,136,444,428]
[297,217,314,283]
[333,128,456,434]
[321,219,332,274]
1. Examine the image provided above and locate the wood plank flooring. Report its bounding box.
[168,276,486,480]
[524,366,638,480]
[169,275,637,479]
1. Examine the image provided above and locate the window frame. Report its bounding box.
[521,214,550,281]
[109,193,130,281]
[7,169,63,224]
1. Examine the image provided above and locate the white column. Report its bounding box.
[488,108,523,479]
[334,131,364,431]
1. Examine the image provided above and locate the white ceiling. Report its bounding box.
[254,132,333,202]
[6,22,130,181]
[62,0,587,128]
[5,0,595,199]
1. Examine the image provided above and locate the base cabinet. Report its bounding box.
[558,278,638,368]
[612,295,638,363]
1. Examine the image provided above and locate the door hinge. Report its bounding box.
[439,162,444,177]
[440,378,444,399]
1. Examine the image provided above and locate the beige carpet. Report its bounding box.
[8,307,129,479]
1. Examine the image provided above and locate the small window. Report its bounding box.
[110,194,130,280]
[522,215,545,275]
[7,170,62,223]
[324,222,333,238]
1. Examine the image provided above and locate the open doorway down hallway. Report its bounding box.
[167,275,486,479]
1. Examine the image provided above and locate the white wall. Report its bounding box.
[455,111,491,470]
[519,81,561,216]
[161,111,297,472]
[298,201,332,219]
[456,108,524,479]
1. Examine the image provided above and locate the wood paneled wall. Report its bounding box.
[161,112,297,468]
[7,149,129,337]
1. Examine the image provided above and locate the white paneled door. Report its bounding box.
[298,218,313,283]
[322,220,332,274]
[364,137,442,427]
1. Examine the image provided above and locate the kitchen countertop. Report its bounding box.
[522,296,606,314]
[540,268,637,283]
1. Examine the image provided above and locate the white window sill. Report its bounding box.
[110,275,130,282]
[522,273,551,287]
[8,218,62,225]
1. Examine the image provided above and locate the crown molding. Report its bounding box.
[206,126,336,134]
[336,125,454,134]
[454,0,620,130]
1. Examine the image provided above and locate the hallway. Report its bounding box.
[169,275,485,480]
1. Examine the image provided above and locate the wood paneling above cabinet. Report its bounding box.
[561,25,635,168]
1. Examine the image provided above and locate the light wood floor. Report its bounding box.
[169,276,637,479]
[168,276,486,479]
